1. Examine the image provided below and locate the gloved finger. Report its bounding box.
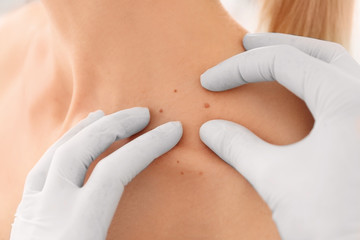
[44,107,150,190]
[24,110,104,193]
[83,121,182,225]
[200,120,276,186]
[201,45,347,118]
[243,33,360,77]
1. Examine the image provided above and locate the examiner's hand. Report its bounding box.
[10,108,182,240]
[200,33,360,239]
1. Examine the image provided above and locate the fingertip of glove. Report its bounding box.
[200,120,225,141]
[200,70,224,92]
[157,121,183,137]
[127,107,150,118]
[200,71,212,90]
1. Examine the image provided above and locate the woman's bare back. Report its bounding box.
[0,2,314,239]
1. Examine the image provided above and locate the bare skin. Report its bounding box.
[0,1,314,239]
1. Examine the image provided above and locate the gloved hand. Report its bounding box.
[200,33,360,240]
[10,107,182,240]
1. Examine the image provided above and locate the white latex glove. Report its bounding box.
[200,33,360,240]
[10,107,182,240]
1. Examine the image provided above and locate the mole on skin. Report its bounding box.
[180,171,184,175]
[174,89,178,93]
[159,109,163,113]
[204,103,210,108]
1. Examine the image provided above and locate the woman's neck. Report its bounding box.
[40,0,246,127]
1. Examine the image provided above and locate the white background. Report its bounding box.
[1,0,359,62]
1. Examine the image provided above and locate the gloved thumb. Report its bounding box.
[200,120,275,186]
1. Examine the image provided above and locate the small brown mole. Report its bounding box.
[159,108,163,113]
[176,160,180,164]
[204,103,210,108]
[180,171,184,175]
[199,171,203,176]
[174,89,178,93]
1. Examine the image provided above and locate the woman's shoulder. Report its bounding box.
[0,2,47,91]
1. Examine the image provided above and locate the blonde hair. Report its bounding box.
[259,0,355,49]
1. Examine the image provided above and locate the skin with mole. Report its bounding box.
[180,171,184,175]
[0,2,314,238]
[159,109,163,113]
[204,103,210,108]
